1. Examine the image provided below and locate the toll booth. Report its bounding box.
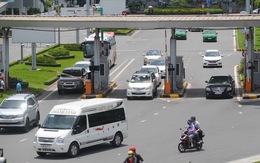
[167,56,185,90]
[253,51,260,88]
[100,55,109,90]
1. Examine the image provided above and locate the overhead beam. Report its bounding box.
[0,15,260,29]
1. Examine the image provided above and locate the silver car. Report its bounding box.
[0,94,40,132]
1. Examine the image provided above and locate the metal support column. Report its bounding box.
[2,28,10,89]
[94,28,101,93]
[170,28,177,91]
[31,43,37,70]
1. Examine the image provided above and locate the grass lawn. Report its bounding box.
[1,50,84,101]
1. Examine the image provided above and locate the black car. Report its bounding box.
[205,74,235,99]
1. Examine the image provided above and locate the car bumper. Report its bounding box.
[203,61,222,67]
[206,90,233,98]
[203,37,217,42]
[127,89,153,97]
[33,141,70,154]
[0,117,26,127]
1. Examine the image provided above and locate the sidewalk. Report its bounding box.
[160,81,188,98]
[242,87,260,99]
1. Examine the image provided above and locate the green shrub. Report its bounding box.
[27,7,41,15]
[28,56,57,65]
[144,8,223,15]
[48,47,70,57]
[238,58,244,75]
[63,44,81,51]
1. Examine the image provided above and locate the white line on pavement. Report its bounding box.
[112,58,135,81]
[110,59,128,76]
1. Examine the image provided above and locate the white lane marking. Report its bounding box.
[238,104,242,107]
[112,58,135,81]
[154,113,159,115]
[239,112,243,114]
[20,138,27,142]
[234,65,241,101]
[141,120,146,123]
[233,29,237,52]
[38,84,57,103]
[110,59,128,76]
[162,106,166,109]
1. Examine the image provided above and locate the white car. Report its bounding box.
[140,65,161,86]
[74,60,91,73]
[149,59,166,78]
[202,50,223,68]
[126,71,157,100]
[143,50,163,65]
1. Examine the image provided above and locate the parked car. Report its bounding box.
[57,67,87,94]
[175,29,187,40]
[0,94,40,132]
[188,28,203,32]
[140,65,161,86]
[149,58,166,78]
[202,49,222,68]
[253,8,260,14]
[205,74,235,99]
[202,30,218,42]
[126,71,157,100]
[143,50,163,65]
[74,60,91,79]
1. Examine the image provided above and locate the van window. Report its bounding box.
[74,115,87,132]
[88,108,125,127]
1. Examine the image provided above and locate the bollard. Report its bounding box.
[164,79,171,94]
[85,80,92,94]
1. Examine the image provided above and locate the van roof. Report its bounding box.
[50,98,123,115]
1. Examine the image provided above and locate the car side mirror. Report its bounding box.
[57,74,61,78]
[126,80,129,82]
[205,81,208,83]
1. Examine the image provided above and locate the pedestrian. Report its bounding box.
[16,79,22,93]
[124,150,137,163]
[129,146,143,163]
[0,69,4,80]
[0,76,4,97]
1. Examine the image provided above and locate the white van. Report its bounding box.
[33,98,128,157]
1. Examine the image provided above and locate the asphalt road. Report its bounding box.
[1,29,260,163]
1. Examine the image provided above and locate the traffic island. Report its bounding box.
[81,82,117,99]
[160,81,188,98]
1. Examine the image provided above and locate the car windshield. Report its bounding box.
[150,60,165,66]
[146,50,160,56]
[42,114,77,129]
[74,64,90,70]
[205,51,220,57]
[176,29,185,32]
[130,74,151,83]
[62,70,82,77]
[209,76,230,84]
[0,100,26,109]
[140,67,158,73]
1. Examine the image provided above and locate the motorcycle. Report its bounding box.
[178,128,204,153]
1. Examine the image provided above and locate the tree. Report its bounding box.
[254,0,260,8]
[169,0,189,8]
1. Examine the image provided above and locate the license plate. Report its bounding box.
[41,145,51,148]
[215,91,222,94]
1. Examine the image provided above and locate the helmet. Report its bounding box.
[191,116,196,121]
[187,119,192,125]
[128,150,134,155]
[129,146,136,151]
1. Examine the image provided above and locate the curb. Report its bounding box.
[160,81,188,98]
[242,94,260,99]
[81,82,117,99]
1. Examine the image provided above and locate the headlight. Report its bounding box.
[58,81,64,84]
[226,87,232,91]
[16,114,24,118]
[205,87,211,91]
[145,85,152,90]
[34,136,37,142]
[127,85,133,90]
[56,137,65,143]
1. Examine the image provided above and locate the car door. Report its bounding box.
[27,97,37,121]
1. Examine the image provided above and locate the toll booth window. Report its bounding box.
[176,64,180,76]
[254,60,259,73]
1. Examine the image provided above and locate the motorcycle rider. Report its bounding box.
[190,116,203,143]
[124,150,137,163]
[186,119,195,147]
[129,146,143,163]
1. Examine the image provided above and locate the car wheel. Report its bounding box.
[67,142,80,157]
[33,112,40,127]
[37,152,47,157]
[111,132,123,147]
[23,118,30,133]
